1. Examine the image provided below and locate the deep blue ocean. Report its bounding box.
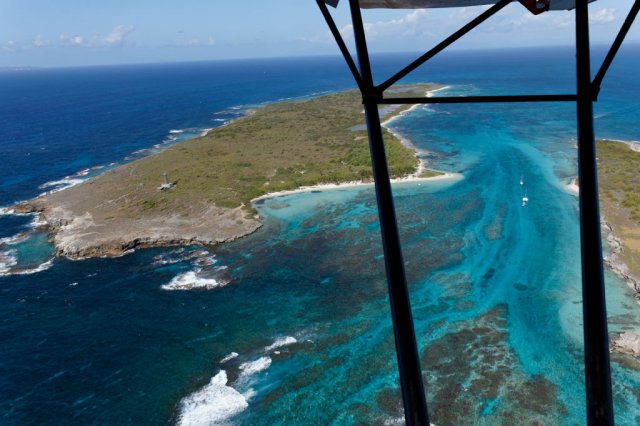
[1,45,640,425]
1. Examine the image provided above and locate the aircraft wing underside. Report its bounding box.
[325,0,597,15]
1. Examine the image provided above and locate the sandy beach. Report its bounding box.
[565,177,579,196]
[251,171,463,203]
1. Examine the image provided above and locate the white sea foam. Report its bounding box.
[39,177,84,190]
[177,370,248,426]
[0,208,32,217]
[0,232,29,245]
[153,250,215,268]
[38,177,86,196]
[11,259,54,275]
[30,215,48,228]
[219,352,239,364]
[194,256,217,267]
[238,357,272,378]
[160,271,227,291]
[0,249,18,275]
[169,129,185,134]
[264,336,297,352]
[152,256,181,266]
[0,251,53,276]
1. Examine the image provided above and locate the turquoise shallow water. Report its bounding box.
[1,46,640,424]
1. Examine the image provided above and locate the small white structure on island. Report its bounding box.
[157,171,176,191]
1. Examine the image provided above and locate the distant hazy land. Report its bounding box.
[14,84,445,258]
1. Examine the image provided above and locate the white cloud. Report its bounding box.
[103,25,135,46]
[339,9,433,41]
[1,40,17,51]
[208,36,216,45]
[59,34,85,46]
[58,25,134,48]
[336,5,521,45]
[590,8,616,24]
[32,35,49,47]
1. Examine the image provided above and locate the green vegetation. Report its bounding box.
[597,140,640,224]
[71,85,438,219]
[419,169,443,179]
[596,140,640,278]
[141,200,155,210]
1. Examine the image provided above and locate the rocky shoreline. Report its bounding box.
[12,198,261,260]
[601,218,640,358]
[602,219,640,301]
[611,332,640,357]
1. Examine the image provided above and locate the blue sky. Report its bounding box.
[1,0,638,67]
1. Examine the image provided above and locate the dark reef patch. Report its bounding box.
[420,306,566,425]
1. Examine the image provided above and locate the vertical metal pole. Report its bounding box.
[575,1,615,424]
[348,1,430,425]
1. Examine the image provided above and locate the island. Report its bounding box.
[13,84,448,259]
[594,140,640,358]
[596,140,640,287]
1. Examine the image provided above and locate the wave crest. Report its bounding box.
[177,370,248,426]
[161,271,227,291]
[265,336,297,352]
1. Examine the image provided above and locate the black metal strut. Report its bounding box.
[348,1,431,424]
[317,0,640,424]
[575,1,614,424]
[377,0,511,92]
[592,0,640,99]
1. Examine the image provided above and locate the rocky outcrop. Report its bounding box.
[602,219,640,299]
[611,332,640,357]
[13,198,261,260]
[602,220,640,358]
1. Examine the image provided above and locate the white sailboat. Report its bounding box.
[522,191,529,207]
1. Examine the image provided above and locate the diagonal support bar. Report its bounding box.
[592,0,640,99]
[575,1,614,425]
[378,0,511,93]
[348,0,430,424]
[316,0,365,92]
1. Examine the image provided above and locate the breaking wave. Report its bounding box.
[177,370,248,426]
[38,177,86,196]
[238,357,272,378]
[161,271,228,291]
[158,249,230,291]
[0,250,53,277]
[0,249,18,275]
[219,352,239,364]
[264,336,297,352]
[10,259,54,275]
